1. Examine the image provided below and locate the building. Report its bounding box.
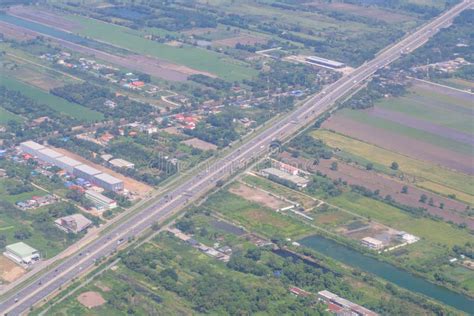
[36,148,64,165]
[109,158,135,169]
[261,167,310,188]
[93,173,123,192]
[85,189,117,210]
[55,214,92,234]
[73,164,102,182]
[19,141,45,156]
[4,242,40,265]
[305,56,345,68]
[55,156,83,174]
[318,290,378,316]
[361,237,384,250]
[397,231,419,244]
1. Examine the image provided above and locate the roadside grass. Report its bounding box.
[437,78,474,91]
[202,190,313,238]
[67,15,257,81]
[328,192,472,248]
[0,74,102,122]
[312,129,474,199]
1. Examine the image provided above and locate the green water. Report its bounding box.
[300,235,474,314]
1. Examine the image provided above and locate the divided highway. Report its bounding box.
[1,1,472,314]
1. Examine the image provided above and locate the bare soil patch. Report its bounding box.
[0,256,26,283]
[162,126,182,136]
[0,21,36,41]
[230,183,289,210]
[279,152,473,229]
[77,291,106,308]
[181,27,216,36]
[213,35,268,47]
[323,115,473,174]
[52,147,152,197]
[182,138,217,151]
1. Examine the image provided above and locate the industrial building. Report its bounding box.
[36,148,64,165]
[55,156,83,174]
[361,237,384,250]
[85,190,118,210]
[318,290,378,316]
[305,56,345,69]
[93,173,124,192]
[19,141,45,157]
[4,242,40,265]
[55,214,92,234]
[261,167,310,188]
[109,158,135,169]
[73,164,102,182]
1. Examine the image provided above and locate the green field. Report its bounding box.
[203,190,312,238]
[67,15,257,81]
[329,192,472,248]
[312,130,474,202]
[0,107,23,124]
[0,74,103,122]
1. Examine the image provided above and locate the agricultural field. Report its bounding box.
[311,130,474,205]
[0,73,102,122]
[0,107,22,124]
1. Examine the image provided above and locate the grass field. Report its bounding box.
[0,107,23,124]
[203,190,313,238]
[437,78,474,91]
[67,15,257,81]
[329,192,472,248]
[312,130,474,201]
[0,74,102,122]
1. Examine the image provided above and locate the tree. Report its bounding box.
[440,202,444,209]
[366,163,373,170]
[330,161,338,171]
[401,185,408,194]
[419,194,428,203]
[390,162,399,170]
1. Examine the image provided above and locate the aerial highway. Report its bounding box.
[1,0,472,314]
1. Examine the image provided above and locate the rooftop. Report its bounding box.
[56,156,82,167]
[38,148,63,158]
[262,168,309,186]
[20,141,45,151]
[74,164,102,176]
[94,173,123,185]
[6,242,38,257]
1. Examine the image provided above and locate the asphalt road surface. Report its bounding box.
[1,1,472,314]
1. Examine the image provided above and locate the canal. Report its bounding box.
[300,235,474,314]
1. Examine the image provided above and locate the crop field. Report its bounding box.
[0,74,102,122]
[323,83,474,174]
[312,130,474,204]
[202,190,313,238]
[0,107,23,124]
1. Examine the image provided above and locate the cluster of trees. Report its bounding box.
[288,134,333,160]
[51,83,155,120]
[5,182,33,195]
[307,173,343,197]
[185,111,240,147]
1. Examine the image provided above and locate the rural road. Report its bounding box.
[1,0,472,314]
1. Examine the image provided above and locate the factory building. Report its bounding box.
[73,164,102,182]
[55,214,92,234]
[4,242,40,265]
[55,156,83,174]
[305,56,345,69]
[318,290,378,316]
[19,141,45,156]
[85,190,118,210]
[261,167,310,188]
[93,173,124,192]
[36,148,64,165]
[109,158,135,169]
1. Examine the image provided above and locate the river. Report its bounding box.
[300,235,474,314]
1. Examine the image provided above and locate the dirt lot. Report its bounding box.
[0,21,37,41]
[52,147,153,197]
[213,35,268,47]
[279,152,474,229]
[182,138,217,151]
[77,291,106,308]
[323,115,473,175]
[230,183,290,210]
[0,256,26,283]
